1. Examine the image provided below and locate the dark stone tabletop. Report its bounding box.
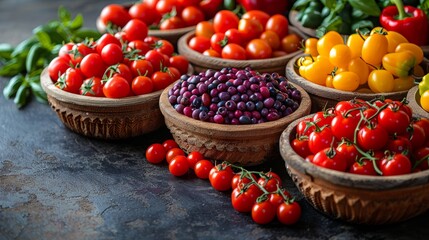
[0,1,428,239]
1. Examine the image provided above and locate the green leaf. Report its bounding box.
[320,0,337,9]
[13,83,31,109]
[351,20,374,34]
[58,6,71,23]
[69,14,83,30]
[0,43,13,60]
[348,0,380,16]
[3,74,24,99]
[72,28,101,42]
[35,31,52,49]
[29,81,47,103]
[11,37,37,58]
[25,43,49,73]
[0,58,25,77]
[292,0,312,10]
[352,8,368,20]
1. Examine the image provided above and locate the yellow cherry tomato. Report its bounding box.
[420,90,429,112]
[325,74,334,88]
[395,42,424,65]
[362,33,388,67]
[392,76,415,92]
[385,31,408,53]
[304,37,319,57]
[370,27,387,35]
[296,55,313,67]
[299,65,308,78]
[348,57,369,85]
[329,44,352,68]
[305,59,334,86]
[332,71,360,92]
[368,69,394,93]
[346,33,365,59]
[317,31,344,57]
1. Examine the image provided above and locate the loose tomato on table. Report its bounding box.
[277,201,301,225]
[169,155,190,177]
[194,159,214,179]
[146,143,167,164]
[251,200,276,225]
[165,147,185,163]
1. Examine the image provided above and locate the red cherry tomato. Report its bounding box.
[100,4,131,28]
[162,139,179,151]
[48,57,70,82]
[231,187,255,213]
[55,68,84,94]
[169,155,190,177]
[187,151,204,169]
[312,147,348,172]
[79,77,104,97]
[349,159,378,175]
[194,160,214,179]
[308,127,335,155]
[277,201,301,225]
[380,153,411,176]
[209,163,234,191]
[251,201,276,225]
[103,75,131,98]
[221,43,246,60]
[122,19,148,41]
[213,10,239,34]
[146,143,167,164]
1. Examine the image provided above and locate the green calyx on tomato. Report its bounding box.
[382,51,416,77]
[419,73,429,95]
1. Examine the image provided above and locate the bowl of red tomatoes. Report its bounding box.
[97,1,216,47]
[279,98,429,224]
[177,9,306,75]
[159,67,311,166]
[41,30,192,139]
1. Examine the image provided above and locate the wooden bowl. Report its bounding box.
[159,80,312,166]
[177,26,306,75]
[407,85,429,118]
[286,53,410,112]
[280,115,429,225]
[40,68,164,139]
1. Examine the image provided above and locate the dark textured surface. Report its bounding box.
[1,1,429,239]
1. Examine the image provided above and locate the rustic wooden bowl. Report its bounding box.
[280,114,429,225]
[286,53,410,112]
[407,85,429,118]
[177,26,306,75]
[40,68,164,139]
[159,81,312,166]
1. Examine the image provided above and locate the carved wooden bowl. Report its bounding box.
[159,81,312,166]
[407,85,429,118]
[286,53,410,112]
[177,26,306,75]
[40,68,164,139]
[280,115,429,225]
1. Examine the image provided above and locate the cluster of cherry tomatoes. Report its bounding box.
[48,27,189,98]
[145,139,301,225]
[292,98,429,176]
[99,1,214,31]
[189,10,302,60]
[299,28,425,93]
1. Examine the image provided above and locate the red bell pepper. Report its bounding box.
[380,0,429,46]
[237,0,288,15]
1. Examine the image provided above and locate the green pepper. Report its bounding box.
[419,74,429,96]
[301,7,323,28]
[382,51,416,78]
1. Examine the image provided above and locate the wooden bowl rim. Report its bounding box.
[177,26,305,68]
[285,53,409,100]
[406,85,429,118]
[40,68,162,107]
[280,114,429,190]
[159,80,312,137]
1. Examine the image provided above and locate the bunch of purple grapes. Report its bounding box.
[168,67,302,124]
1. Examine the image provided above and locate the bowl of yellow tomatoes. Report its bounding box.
[286,29,427,112]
